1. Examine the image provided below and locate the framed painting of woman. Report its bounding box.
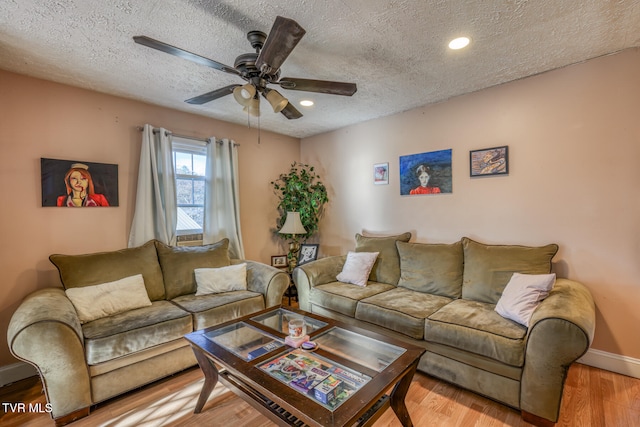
[41,158,118,207]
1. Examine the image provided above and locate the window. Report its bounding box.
[172,138,206,235]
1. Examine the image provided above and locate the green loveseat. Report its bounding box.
[292,234,595,427]
[8,239,289,426]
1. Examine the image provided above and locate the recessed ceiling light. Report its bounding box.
[300,100,314,107]
[448,37,470,50]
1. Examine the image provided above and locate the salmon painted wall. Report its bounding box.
[0,70,299,367]
[301,48,640,360]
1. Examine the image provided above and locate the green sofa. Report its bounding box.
[292,234,595,427]
[7,239,289,426]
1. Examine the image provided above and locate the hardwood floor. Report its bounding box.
[1,362,638,427]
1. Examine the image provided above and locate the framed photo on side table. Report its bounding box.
[271,255,288,268]
[298,244,319,266]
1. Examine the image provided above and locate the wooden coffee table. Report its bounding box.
[184,306,425,427]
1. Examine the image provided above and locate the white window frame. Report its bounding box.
[172,137,207,236]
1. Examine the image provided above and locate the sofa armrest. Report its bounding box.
[242,260,290,308]
[292,255,346,311]
[520,278,595,423]
[7,288,91,420]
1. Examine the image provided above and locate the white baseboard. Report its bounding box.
[0,362,38,387]
[578,348,640,379]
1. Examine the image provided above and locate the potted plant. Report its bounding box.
[271,162,328,265]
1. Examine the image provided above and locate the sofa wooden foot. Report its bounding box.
[54,407,90,426]
[522,411,555,427]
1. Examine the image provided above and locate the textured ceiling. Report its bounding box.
[1,0,639,138]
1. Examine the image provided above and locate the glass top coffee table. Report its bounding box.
[184,306,425,427]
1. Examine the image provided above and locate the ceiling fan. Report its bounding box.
[134,16,357,120]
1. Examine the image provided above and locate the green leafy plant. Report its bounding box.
[271,162,329,241]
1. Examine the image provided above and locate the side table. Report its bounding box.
[281,269,297,305]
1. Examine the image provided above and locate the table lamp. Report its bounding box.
[278,212,307,270]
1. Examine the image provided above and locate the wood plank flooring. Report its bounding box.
[1,362,638,427]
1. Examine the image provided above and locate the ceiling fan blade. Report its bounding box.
[134,36,240,76]
[185,84,240,105]
[278,78,357,96]
[280,102,303,120]
[256,16,306,75]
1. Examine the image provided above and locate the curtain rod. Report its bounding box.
[135,126,239,146]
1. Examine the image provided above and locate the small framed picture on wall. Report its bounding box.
[469,146,509,177]
[373,162,389,185]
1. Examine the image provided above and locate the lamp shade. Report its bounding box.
[279,212,307,235]
[247,96,260,117]
[265,89,289,113]
[233,83,256,107]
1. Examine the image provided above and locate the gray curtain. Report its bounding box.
[204,137,245,258]
[128,124,177,247]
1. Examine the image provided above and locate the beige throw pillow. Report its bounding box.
[336,251,379,287]
[495,273,556,327]
[195,263,247,295]
[65,274,152,323]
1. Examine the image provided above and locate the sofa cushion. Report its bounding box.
[50,239,166,301]
[82,300,192,365]
[65,274,152,323]
[461,237,559,304]
[356,287,453,339]
[156,239,231,299]
[396,240,463,298]
[310,281,395,317]
[425,299,527,367]
[336,251,379,287]
[171,291,265,330]
[355,232,411,285]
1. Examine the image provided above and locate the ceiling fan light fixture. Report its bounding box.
[233,83,256,106]
[265,89,289,113]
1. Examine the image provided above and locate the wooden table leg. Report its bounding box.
[191,346,220,414]
[389,360,419,427]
